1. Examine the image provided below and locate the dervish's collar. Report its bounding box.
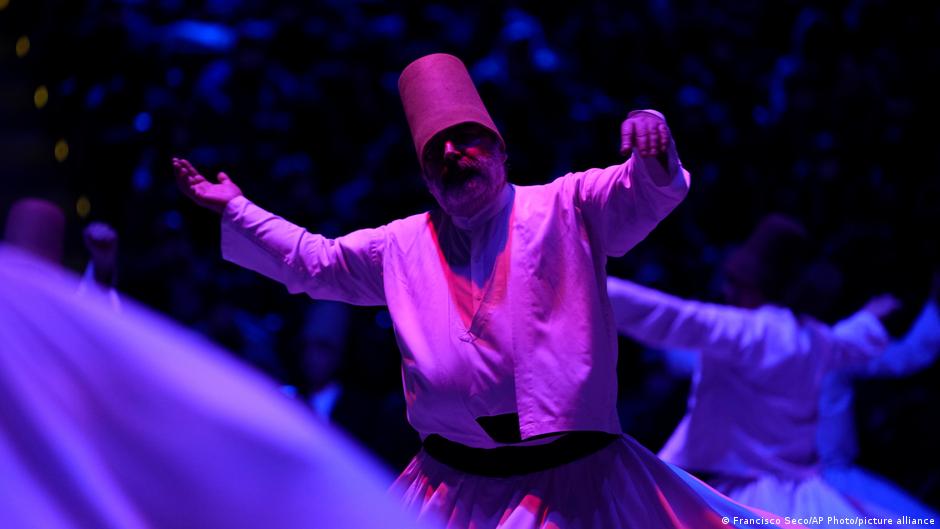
[450,183,514,231]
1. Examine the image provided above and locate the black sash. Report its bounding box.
[422,431,620,477]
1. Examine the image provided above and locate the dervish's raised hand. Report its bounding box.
[863,293,902,321]
[620,111,671,158]
[83,222,118,286]
[172,157,243,214]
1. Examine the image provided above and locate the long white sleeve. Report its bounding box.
[607,277,772,364]
[607,277,889,369]
[220,196,387,306]
[864,301,940,376]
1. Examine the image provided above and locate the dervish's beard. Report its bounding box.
[440,157,485,191]
[427,157,502,216]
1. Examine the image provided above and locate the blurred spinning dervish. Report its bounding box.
[0,204,431,528]
[608,213,937,528]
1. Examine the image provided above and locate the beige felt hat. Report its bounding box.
[398,53,503,165]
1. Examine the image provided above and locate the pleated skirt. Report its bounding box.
[822,465,938,523]
[710,470,937,529]
[392,434,793,529]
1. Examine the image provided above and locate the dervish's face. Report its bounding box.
[421,123,507,218]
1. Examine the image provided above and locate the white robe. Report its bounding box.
[607,277,939,527]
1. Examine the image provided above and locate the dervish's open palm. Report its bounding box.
[172,157,243,214]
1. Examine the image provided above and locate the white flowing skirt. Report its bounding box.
[710,470,937,529]
[392,433,791,529]
[824,466,938,525]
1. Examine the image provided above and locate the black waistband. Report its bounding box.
[422,432,620,477]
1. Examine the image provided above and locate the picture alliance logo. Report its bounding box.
[720,516,938,526]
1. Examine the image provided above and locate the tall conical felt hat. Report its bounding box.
[3,197,65,263]
[398,53,503,165]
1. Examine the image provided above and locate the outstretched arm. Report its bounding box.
[606,276,767,363]
[77,222,122,310]
[83,222,118,288]
[172,158,386,306]
[572,110,691,257]
[826,294,897,369]
[608,277,893,370]
[863,276,940,376]
[827,294,901,368]
[173,157,243,214]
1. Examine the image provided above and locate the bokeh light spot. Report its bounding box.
[54,139,69,162]
[76,196,91,218]
[134,112,152,132]
[15,35,30,57]
[34,85,49,109]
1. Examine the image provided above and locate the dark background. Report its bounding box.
[2,0,938,504]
